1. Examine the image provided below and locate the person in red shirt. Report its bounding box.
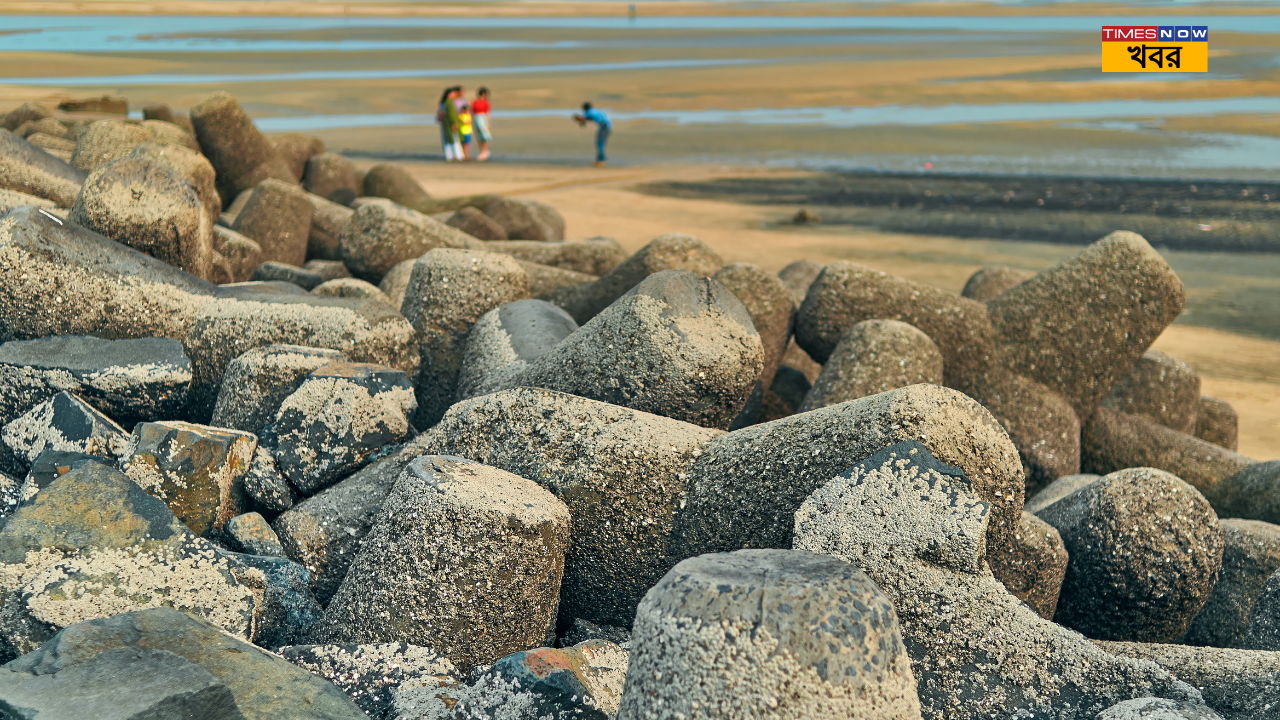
[472,87,492,161]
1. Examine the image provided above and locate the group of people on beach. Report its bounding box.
[436,85,612,166]
[437,85,492,162]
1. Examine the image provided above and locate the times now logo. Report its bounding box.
[1102,26,1208,41]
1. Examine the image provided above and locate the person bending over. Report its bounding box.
[573,102,611,166]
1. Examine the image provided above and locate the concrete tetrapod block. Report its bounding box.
[794,441,1204,720]
[504,270,763,430]
[777,258,823,304]
[305,192,354,261]
[960,264,1036,302]
[799,319,943,413]
[271,133,325,182]
[302,152,358,203]
[1211,461,1280,528]
[1103,349,1201,434]
[1094,698,1223,720]
[338,199,479,284]
[279,642,458,719]
[540,233,724,325]
[517,259,596,297]
[190,92,295,201]
[379,258,417,310]
[1038,468,1224,643]
[311,456,571,674]
[795,261,996,388]
[211,226,262,284]
[987,511,1068,620]
[2,103,53,131]
[12,118,66,140]
[1097,640,1280,720]
[70,156,213,280]
[484,197,565,241]
[986,231,1186,419]
[713,262,794,428]
[2,391,129,471]
[1,607,365,720]
[486,237,627,276]
[225,511,286,557]
[0,129,86,207]
[0,464,258,655]
[211,344,347,435]
[1195,396,1239,451]
[249,261,323,290]
[241,447,294,512]
[1242,566,1280,651]
[456,299,579,401]
[1026,473,1102,515]
[126,141,222,227]
[1184,519,1280,649]
[231,178,314,267]
[361,163,431,210]
[400,248,530,426]
[311,278,392,304]
[1082,407,1255,517]
[24,133,73,163]
[69,119,151,174]
[446,205,507,240]
[0,189,56,215]
[617,549,921,720]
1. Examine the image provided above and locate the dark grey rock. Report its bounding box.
[0,335,190,429]
[362,163,431,210]
[2,391,128,472]
[987,231,1186,419]
[250,261,324,290]
[280,642,458,719]
[120,420,256,537]
[338,199,478,284]
[517,260,596,297]
[401,248,529,426]
[1242,565,1280,650]
[799,319,942,412]
[221,550,324,651]
[559,619,630,649]
[485,237,626,276]
[757,364,811,423]
[447,205,507,241]
[0,129,86,207]
[1210,461,1280,527]
[501,270,763,430]
[1185,519,1280,648]
[225,511,286,557]
[211,344,347,435]
[0,646,245,720]
[960,264,1036,302]
[15,450,113,505]
[242,447,295,512]
[1096,640,1280,720]
[1195,396,1239,451]
[618,549,920,720]
[0,188,56,215]
[232,178,314,267]
[303,152,359,204]
[777,258,823,304]
[456,299,579,401]
[712,263,794,428]
[1103,349,1201,434]
[2,607,364,719]
[539,233,723,325]
[1039,467,1224,642]
[312,456,570,674]
[794,441,1203,720]
[484,197,565,242]
[190,92,297,201]
[263,361,417,494]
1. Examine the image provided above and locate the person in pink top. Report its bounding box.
[471,87,492,161]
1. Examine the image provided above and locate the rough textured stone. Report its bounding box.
[485,197,565,242]
[211,225,263,284]
[69,119,151,174]
[1095,698,1223,720]
[1212,461,1280,527]
[988,511,1068,620]
[263,361,416,494]
[3,607,365,719]
[2,103,54,132]
[1039,467,1224,642]
[1242,566,1280,650]
[1097,640,1280,720]
[986,231,1186,419]
[401,248,529,426]
[339,199,478,283]
[0,464,257,654]
[302,152,358,204]
[13,117,67,141]
[1082,407,1255,516]
[777,258,823,304]
[231,178,314,267]
[271,133,325,182]
[1103,349,1201,434]
[0,129,86,207]
[960,370,1081,496]
[0,470,19,521]
[311,277,392,304]
[2,391,128,471]
[960,264,1036,302]
[70,156,213,280]
[795,261,995,388]
[306,193,355,261]
[501,270,762,430]
[794,441,1202,720]
[799,319,942,412]
[618,549,920,720]
[211,344,347,435]
[518,260,596,297]
[456,299,579,401]
[280,642,458,719]
[141,119,201,152]
[220,550,323,650]
[190,92,296,201]
[250,261,324,290]
[1184,519,1280,649]
[380,258,417,311]
[0,645,245,720]
[15,450,113,505]
[241,447,294,512]
[272,442,421,604]
[121,420,255,537]
[23,133,74,162]
[560,619,631,649]
[446,205,507,240]
[1195,396,1239,451]
[0,335,190,429]
[142,102,195,134]
[540,233,723,325]
[362,163,431,210]
[712,263,794,428]
[126,141,221,225]
[225,511,286,557]
[304,259,351,282]
[312,456,571,674]
[757,365,811,423]
[1025,473,1102,515]
[486,237,627,276]
[0,189,56,215]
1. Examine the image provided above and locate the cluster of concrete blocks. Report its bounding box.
[0,94,1278,720]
